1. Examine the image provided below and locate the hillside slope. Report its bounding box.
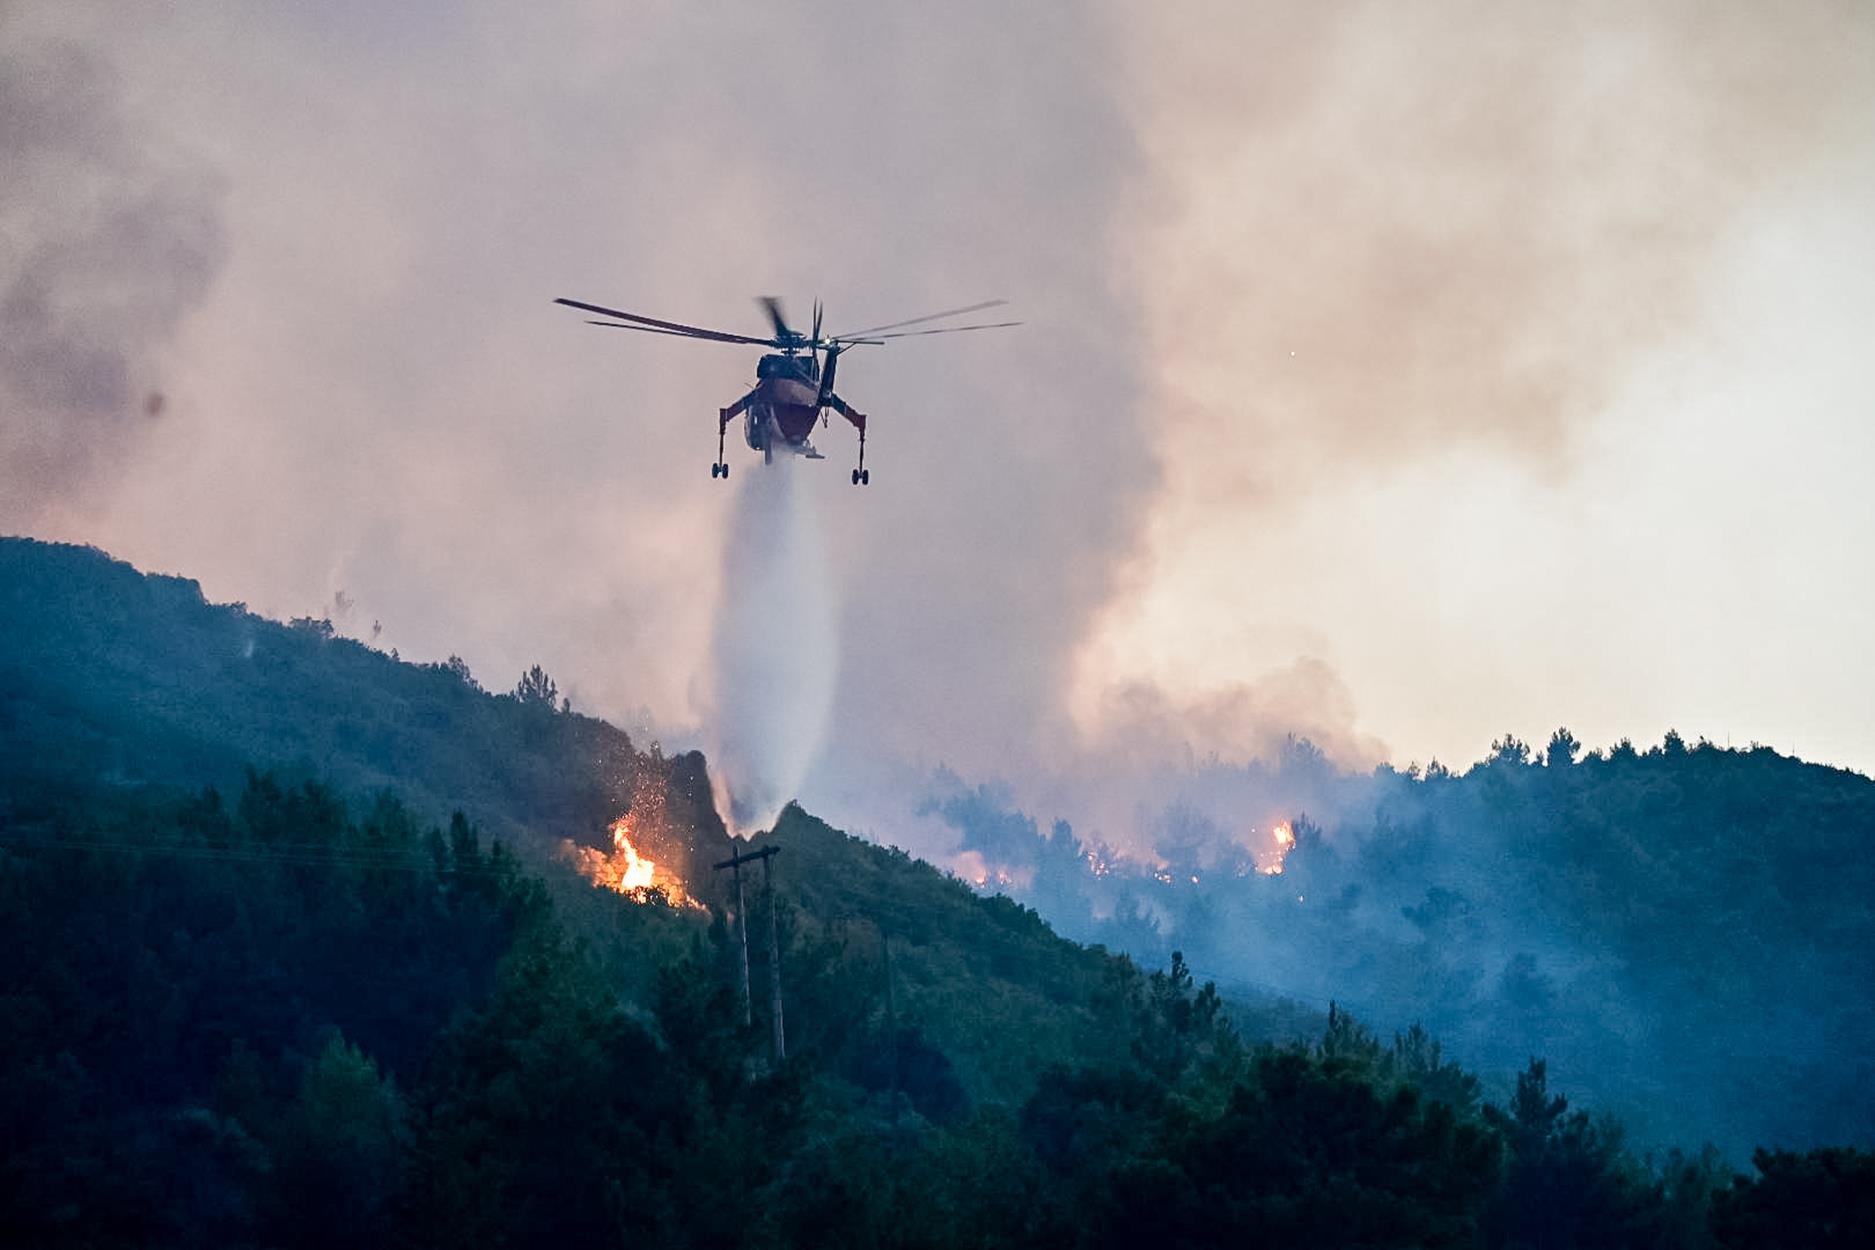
[6,536,1872,1247]
[0,537,722,879]
[0,537,1200,1104]
[928,734,1875,1155]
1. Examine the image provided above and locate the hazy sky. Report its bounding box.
[5,1,1872,847]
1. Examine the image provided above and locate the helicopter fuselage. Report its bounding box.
[745,353,822,454]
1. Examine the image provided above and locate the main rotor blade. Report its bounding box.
[585,320,747,342]
[758,296,796,341]
[834,299,1008,338]
[848,319,1023,341]
[555,298,776,346]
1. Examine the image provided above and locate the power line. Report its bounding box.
[0,832,536,878]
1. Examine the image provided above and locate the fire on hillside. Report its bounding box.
[1256,821,1297,875]
[563,769,704,908]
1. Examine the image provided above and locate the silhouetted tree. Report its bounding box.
[1484,1059,1654,1249]
[289,615,335,640]
[1711,1147,1875,1249]
[1392,1022,1483,1115]
[269,1034,407,1250]
[1489,734,1534,767]
[512,664,558,708]
[1545,726,1582,768]
[436,653,480,690]
[1131,950,1235,1084]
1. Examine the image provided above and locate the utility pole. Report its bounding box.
[881,924,899,1120]
[763,850,785,1063]
[715,851,753,1026]
[713,844,785,1062]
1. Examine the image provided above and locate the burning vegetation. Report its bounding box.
[959,816,1300,897]
[1256,821,1297,875]
[565,770,701,907]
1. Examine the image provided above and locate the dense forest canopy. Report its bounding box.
[4,536,1872,1246]
[919,732,1875,1156]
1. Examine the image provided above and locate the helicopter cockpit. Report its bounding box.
[756,353,817,383]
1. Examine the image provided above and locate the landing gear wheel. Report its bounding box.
[851,469,860,486]
[712,462,729,480]
[860,469,870,486]
[721,462,729,480]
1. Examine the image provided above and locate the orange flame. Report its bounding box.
[579,814,659,893]
[564,778,701,908]
[1257,821,1297,875]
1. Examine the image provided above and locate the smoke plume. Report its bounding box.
[0,33,224,530]
[5,1,1873,833]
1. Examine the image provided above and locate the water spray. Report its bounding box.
[706,462,838,835]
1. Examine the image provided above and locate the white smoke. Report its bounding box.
[705,459,839,835]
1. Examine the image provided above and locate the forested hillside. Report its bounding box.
[0,537,718,873]
[925,732,1875,1156]
[4,536,1871,1246]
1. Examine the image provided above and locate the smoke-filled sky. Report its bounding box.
[5,1,1873,848]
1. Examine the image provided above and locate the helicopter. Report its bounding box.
[554,295,1018,485]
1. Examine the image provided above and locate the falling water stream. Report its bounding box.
[706,460,838,835]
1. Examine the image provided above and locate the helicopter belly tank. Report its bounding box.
[771,404,818,444]
[757,377,821,446]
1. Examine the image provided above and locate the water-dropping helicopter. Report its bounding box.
[554,295,1018,485]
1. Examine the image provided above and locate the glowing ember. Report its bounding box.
[1257,821,1297,876]
[564,772,701,907]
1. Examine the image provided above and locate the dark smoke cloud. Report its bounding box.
[0,33,224,528]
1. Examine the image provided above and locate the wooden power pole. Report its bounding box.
[763,850,785,1062]
[881,924,899,1119]
[724,853,752,1027]
[713,844,785,1062]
